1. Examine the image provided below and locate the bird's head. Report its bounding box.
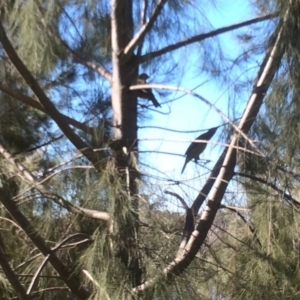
[139,73,150,81]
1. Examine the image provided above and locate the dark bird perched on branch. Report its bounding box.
[136,73,161,108]
[181,126,219,174]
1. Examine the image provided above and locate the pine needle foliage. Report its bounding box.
[1,0,300,299]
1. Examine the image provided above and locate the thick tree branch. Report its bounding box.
[0,21,102,171]
[0,188,91,299]
[0,83,95,134]
[139,14,275,63]
[0,237,29,300]
[60,39,112,82]
[27,234,91,296]
[133,19,285,294]
[164,20,285,278]
[123,0,167,56]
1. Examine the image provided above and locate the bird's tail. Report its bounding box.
[181,159,188,174]
[150,94,161,108]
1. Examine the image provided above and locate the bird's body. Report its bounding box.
[181,126,218,174]
[136,73,161,108]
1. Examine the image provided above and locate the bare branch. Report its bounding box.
[0,217,24,233]
[82,270,112,300]
[26,254,50,296]
[44,193,111,221]
[13,253,42,272]
[140,0,148,26]
[164,190,189,210]
[11,287,68,300]
[140,138,263,156]
[139,14,275,63]
[124,0,168,56]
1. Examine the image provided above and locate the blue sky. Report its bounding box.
[138,0,259,209]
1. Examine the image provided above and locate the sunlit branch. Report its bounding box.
[27,255,50,295]
[139,138,262,156]
[138,125,209,133]
[140,0,148,26]
[0,217,24,233]
[15,287,69,300]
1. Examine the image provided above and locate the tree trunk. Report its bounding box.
[110,0,143,286]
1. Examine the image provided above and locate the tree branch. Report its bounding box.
[235,172,300,206]
[0,82,96,135]
[0,141,111,221]
[164,190,189,210]
[219,204,262,247]
[27,234,91,296]
[139,14,275,63]
[36,3,112,83]
[0,188,91,299]
[130,83,262,155]
[133,18,285,294]
[164,19,285,279]
[60,39,112,83]
[0,20,101,171]
[0,236,29,300]
[123,0,168,56]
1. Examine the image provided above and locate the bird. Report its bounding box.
[181,126,219,174]
[136,73,161,108]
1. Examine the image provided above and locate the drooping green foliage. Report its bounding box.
[2,0,300,299]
